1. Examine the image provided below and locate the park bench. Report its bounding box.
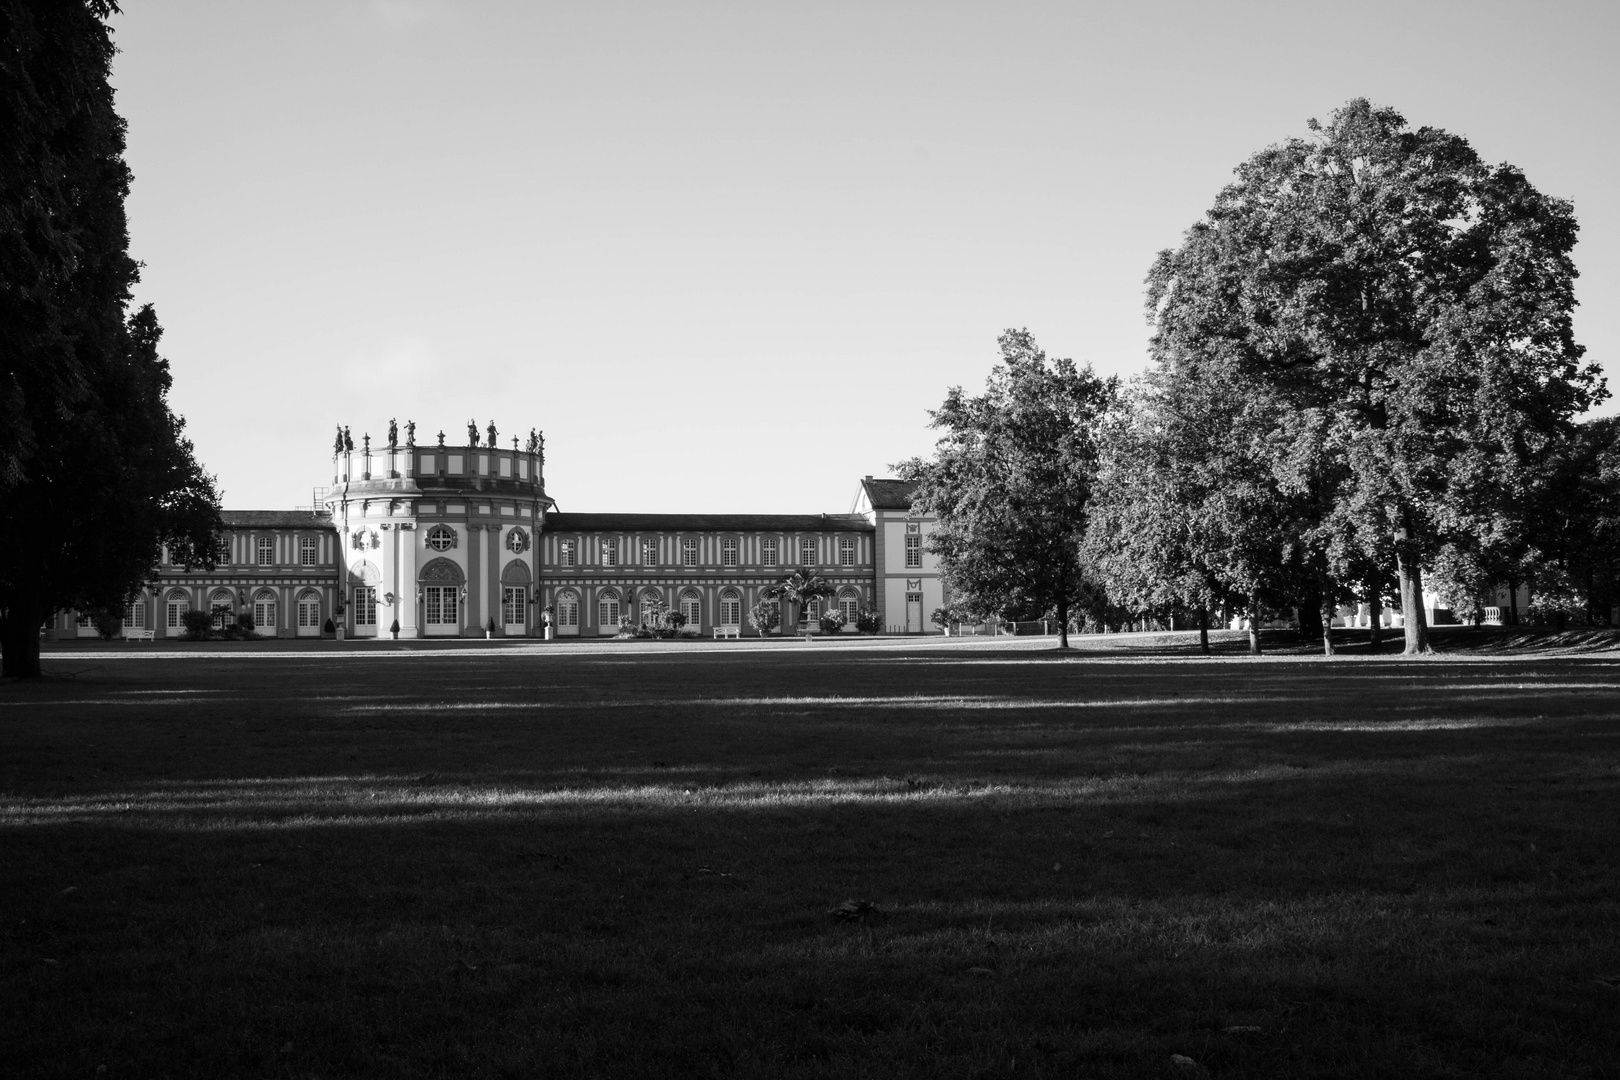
[713,625,740,640]
[123,629,155,642]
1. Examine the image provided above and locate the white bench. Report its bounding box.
[713,625,740,640]
[123,629,155,642]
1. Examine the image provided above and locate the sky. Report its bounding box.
[108,0,1620,514]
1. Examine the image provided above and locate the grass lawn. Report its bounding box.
[4,631,1619,1078]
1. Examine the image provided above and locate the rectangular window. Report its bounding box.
[257,536,274,566]
[720,598,741,625]
[499,457,511,478]
[253,598,276,631]
[838,537,855,566]
[642,538,658,566]
[215,537,231,565]
[354,586,377,626]
[421,453,436,473]
[559,539,577,567]
[299,536,317,566]
[601,539,618,566]
[760,538,777,566]
[167,599,189,628]
[123,602,145,629]
[557,597,579,627]
[800,538,816,566]
[599,597,621,626]
[681,538,698,566]
[722,538,738,567]
[298,597,320,628]
[839,597,859,625]
[679,596,701,628]
[424,585,457,627]
[905,534,922,568]
[502,586,526,626]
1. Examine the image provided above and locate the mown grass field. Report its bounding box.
[4,631,1619,1078]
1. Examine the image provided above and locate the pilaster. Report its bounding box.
[398,521,419,637]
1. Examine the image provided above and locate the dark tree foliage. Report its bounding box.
[0,1,220,678]
[1146,99,1602,654]
[897,329,1116,649]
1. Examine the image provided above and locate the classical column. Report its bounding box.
[398,522,419,638]
[489,524,502,635]
[466,524,482,634]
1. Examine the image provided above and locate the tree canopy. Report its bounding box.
[0,0,220,677]
[1138,98,1602,653]
[898,329,1116,649]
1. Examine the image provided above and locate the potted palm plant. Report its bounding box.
[762,568,836,638]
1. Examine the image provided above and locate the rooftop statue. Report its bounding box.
[486,421,498,448]
[334,426,344,455]
[343,426,354,452]
[467,420,478,446]
[388,418,398,448]
[405,420,416,446]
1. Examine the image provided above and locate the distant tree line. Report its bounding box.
[903,100,1611,656]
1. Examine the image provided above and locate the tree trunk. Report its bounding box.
[1247,596,1263,656]
[1056,600,1071,649]
[1367,582,1383,654]
[1507,577,1519,626]
[1198,606,1210,655]
[1,609,45,679]
[1297,601,1322,641]
[1395,547,1431,655]
[1319,587,1337,657]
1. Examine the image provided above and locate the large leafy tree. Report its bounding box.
[1,1,220,678]
[1146,99,1602,654]
[898,329,1116,649]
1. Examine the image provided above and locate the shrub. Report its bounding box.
[854,607,882,634]
[749,601,780,637]
[93,610,122,640]
[237,613,255,635]
[487,616,497,634]
[181,610,214,640]
[322,617,336,635]
[390,618,400,635]
[819,609,848,635]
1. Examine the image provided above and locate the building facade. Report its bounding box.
[50,432,944,640]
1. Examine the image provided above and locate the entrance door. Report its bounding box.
[296,594,320,637]
[556,592,579,636]
[906,592,923,633]
[424,585,460,636]
[502,586,526,636]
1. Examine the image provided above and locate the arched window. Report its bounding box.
[838,588,861,628]
[556,589,579,629]
[679,589,702,630]
[123,592,147,630]
[210,588,235,630]
[718,588,741,627]
[296,590,321,635]
[426,525,457,552]
[165,589,190,630]
[252,589,278,634]
[598,588,621,628]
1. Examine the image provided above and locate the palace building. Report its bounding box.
[51,429,947,641]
